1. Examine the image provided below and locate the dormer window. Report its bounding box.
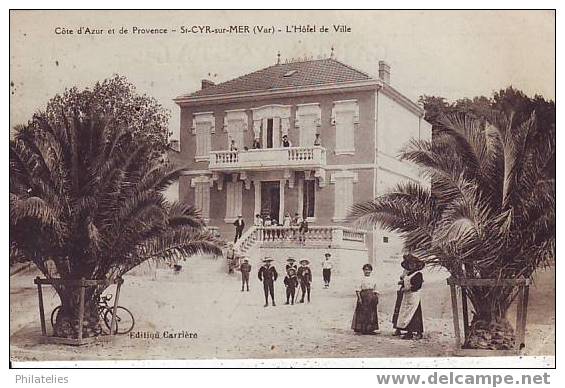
[283,70,298,77]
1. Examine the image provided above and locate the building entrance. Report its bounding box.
[260,181,280,223]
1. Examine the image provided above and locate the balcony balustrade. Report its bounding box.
[233,225,367,255]
[209,146,326,171]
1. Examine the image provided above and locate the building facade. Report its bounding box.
[172,58,431,263]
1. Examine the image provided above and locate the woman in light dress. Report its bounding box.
[351,263,379,335]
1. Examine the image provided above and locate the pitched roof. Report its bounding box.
[182,58,372,98]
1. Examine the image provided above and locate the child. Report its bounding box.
[240,257,251,292]
[297,259,312,303]
[286,257,298,272]
[254,214,264,227]
[226,242,236,274]
[284,267,299,305]
[298,217,309,244]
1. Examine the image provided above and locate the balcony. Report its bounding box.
[209,146,326,172]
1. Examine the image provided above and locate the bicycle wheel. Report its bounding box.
[50,306,61,329]
[103,306,135,334]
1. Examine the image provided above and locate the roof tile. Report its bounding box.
[182,58,372,98]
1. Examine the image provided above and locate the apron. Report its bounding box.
[395,271,422,329]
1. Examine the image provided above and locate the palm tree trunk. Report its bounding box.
[53,286,102,338]
[464,288,516,350]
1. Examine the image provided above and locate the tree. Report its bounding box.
[10,78,223,338]
[350,110,555,349]
[44,75,172,159]
[420,87,555,178]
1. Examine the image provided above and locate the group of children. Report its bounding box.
[238,256,315,307]
[283,257,312,305]
[254,212,306,228]
[254,212,310,245]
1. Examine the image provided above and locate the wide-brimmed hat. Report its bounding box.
[299,259,310,265]
[401,253,424,271]
[324,252,331,257]
[287,258,296,262]
[262,257,274,263]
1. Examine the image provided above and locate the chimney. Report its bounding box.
[201,79,215,90]
[378,61,390,84]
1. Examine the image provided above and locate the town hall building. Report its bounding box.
[171,56,431,264]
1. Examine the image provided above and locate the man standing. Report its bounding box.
[322,253,333,288]
[233,214,245,243]
[297,259,312,303]
[281,134,292,147]
[240,257,251,292]
[229,139,238,151]
[258,257,278,307]
[314,133,322,146]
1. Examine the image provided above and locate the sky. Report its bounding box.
[10,10,555,139]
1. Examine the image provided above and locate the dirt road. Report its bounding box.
[10,256,554,362]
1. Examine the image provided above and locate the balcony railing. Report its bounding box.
[233,225,367,256]
[209,146,326,171]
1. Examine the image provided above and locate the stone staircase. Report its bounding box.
[232,225,369,277]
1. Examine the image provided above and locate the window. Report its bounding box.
[331,171,358,222]
[194,124,211,160]
[296,103,321,147]
[225,178,243,223]
[192,112,214,162]
[302,179,316,219]
[266,119,274,148]
[331,100,359,155]
[251,105,291,149]
[383,236,389,243]
[224,110,247,150]
[191,176,211,222]
[283,70,298,77]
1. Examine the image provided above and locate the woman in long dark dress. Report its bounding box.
[392,258,409,336]
[395,255,425,340]
[351,264,379,334]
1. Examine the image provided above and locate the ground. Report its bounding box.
[9,255,555,363]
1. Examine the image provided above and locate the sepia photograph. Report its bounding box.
[8,9,555,368]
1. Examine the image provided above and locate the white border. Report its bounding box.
[4,3,559,382]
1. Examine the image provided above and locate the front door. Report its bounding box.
[261,181,280,222]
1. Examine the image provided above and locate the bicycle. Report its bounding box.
[50,293,135,335]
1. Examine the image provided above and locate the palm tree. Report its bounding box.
[350,111,554,350]
[10,109,223,338]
